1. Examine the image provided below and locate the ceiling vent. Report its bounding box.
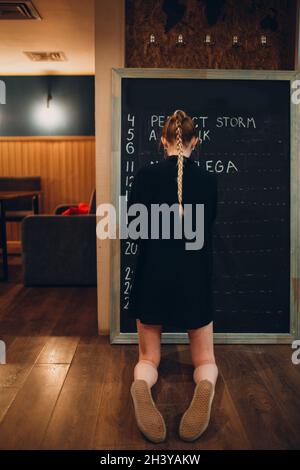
[23,51,67,62]
[0,1,41,20]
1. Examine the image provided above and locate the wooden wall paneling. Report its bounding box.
[0,137,96,245]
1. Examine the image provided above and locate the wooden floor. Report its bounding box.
[0,256,300,450]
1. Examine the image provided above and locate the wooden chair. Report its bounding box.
[0,176,42,221]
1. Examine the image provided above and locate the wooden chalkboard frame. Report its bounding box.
[110,68,300,344]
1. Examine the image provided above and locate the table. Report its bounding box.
[0,191,41,281]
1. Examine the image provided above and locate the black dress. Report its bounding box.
[126,154,218,330]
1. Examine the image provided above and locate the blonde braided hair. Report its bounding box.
[175,111,184,217]
[161,109,197,218]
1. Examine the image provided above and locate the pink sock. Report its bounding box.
[134,359,158,388]
[193,363,218,388]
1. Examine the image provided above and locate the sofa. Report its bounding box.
[21,190,97,286]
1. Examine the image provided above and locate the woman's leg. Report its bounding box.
[134,319,162,388]
[187,320,218,386]
[179,321,218,441]
[131,319,166,443]
[137,319,162,366]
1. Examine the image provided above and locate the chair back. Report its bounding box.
[88,189,96,214]
[0,176,41,213]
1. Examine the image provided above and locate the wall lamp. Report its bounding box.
[204,34,215,46]
[176,34,186,47]
[148,33,159,47]
[232,35,242,48]
[260,35,271,47]
[47,76,53,108]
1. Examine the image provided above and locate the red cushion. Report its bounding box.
[61,203,89,216]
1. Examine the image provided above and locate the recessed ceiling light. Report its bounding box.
[23,51,67,62]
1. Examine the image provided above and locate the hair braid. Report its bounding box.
[162,109,197,217]
[175,113,184,217]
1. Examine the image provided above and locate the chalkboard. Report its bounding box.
[112,70,297,342]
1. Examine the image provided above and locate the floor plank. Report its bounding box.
[41,337,110,450]
[0,364,69,450]
[0,289,74,411]
[217,345,299,450]
[93,342,145,449]
[0,387,19,423]
[250,345,300,441]
[37,336,80,364]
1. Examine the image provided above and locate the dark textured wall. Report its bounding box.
[125,0,296,70]
[0,76,95,136]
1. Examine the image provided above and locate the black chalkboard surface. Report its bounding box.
[119,76,290,335]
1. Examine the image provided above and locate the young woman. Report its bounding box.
[127,109,219,443]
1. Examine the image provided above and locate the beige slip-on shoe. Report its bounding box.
[130,379,167,444]
[179,379,215,442]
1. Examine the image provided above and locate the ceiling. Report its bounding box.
[0,0,95,75]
